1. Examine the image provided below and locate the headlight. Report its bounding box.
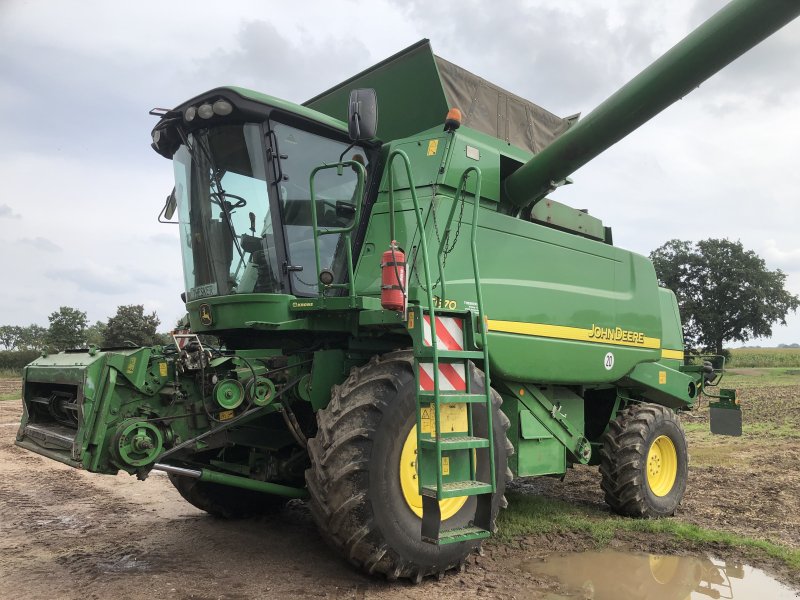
[213,100,233,116]
[198,103,214,119]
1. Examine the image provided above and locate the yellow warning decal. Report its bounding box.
[218,410,235,421]
[441,404,468,434]
[407,311,415,330]
[420,405,434,436]
[419,404,468,438]
[658,371,667,385]
[441,456,450,476]
[427,139,439,156]
[126,357,137,374]
[159,362,168,377]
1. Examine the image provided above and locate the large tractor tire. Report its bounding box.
[168,474,287,519]
[305,350,512,582]
[600,403,688,518]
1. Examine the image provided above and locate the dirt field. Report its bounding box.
[1,374,798,599]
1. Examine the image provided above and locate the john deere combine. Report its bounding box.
[17,0,799,581]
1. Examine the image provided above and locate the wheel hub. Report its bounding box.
[399,425,467,520]
[646,435,678,497]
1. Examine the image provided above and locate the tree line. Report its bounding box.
[0,304,169,359]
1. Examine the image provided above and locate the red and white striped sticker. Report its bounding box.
[172,329,192,350]
[419,361,466,391]
[422,315,464,350]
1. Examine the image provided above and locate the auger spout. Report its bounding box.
[503,0,800,209]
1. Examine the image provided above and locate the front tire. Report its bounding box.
[600,403,688,517]
[305,351,512,581]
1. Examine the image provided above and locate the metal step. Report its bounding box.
[415,349,484,360]
[23,423,76,451]
[417,391,487,404]
[419,436,489,450]
[423,525,491,545]
[421,480,493,499]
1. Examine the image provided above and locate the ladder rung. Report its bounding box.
[421,480,493,499]
[416,349,483,360]
[417,392,489,404]
[423,525,491,546]
[419,436,490,450]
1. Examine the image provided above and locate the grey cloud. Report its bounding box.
[0,204,21,218]
[388,0,666,115]
[18,237,61,252]
[196,20,371,104]
[45,268,128,295]
[149,232,178,245]
[685,0,800,107]
[45,264,172,294]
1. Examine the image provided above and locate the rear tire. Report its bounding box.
[600,403,688,517]
[168,474,287,519]
[305,351,512,581]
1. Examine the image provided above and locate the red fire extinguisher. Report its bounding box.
[381,241,406,312]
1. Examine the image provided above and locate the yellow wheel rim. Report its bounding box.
[399,425,467,520]
[646,435,678,497]
[649,554,680,584]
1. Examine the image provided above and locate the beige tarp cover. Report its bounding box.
[435,55,574,154]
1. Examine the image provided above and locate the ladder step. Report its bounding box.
[421,480,493,499]
[416,349,483,360]
[423,525,491,546]
[419,436,490,450]
[417,392,488,404]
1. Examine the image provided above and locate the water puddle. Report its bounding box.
[516,549,796,599]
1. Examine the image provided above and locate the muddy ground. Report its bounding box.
[1,376,798,599]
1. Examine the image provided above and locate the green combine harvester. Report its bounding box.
[16,0,799,582]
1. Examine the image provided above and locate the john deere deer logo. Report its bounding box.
[199,304,213,326]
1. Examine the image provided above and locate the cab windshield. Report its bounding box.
[173,122,364,300]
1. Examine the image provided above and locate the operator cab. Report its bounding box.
[151,88,376,302]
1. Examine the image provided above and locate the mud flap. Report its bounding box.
[709,389,742,436]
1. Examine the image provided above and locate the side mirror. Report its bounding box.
[159,188,178,224]
[347,89,378,142]
[164,189,177,220]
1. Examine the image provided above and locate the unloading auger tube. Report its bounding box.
[503,0,800,209]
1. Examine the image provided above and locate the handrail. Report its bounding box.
[460,166,495,491]
[308,160,366,297]
[386,148,445,493]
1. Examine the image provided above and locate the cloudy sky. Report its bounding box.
[1,0,798,344]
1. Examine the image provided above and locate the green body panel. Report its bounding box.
[503,399,566,477]
[305,40,449,145]
[186,294,294,334]
[622,361,697,410]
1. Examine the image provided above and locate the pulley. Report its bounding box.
[213,379,245,410]
[246,377,276,407]
[112,420,163,467]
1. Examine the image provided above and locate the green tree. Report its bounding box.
[650,239,799,354]
[17,324,48,350]
[85,320,107,347]
[47,307,88,351]
[0,325,21,350]
[104,305,160,347]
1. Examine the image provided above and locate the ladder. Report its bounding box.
[387,151,495,545]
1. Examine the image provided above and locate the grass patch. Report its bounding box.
[498,492,800,571]
[0,368,22,378]
[728,348,800,368]
[0,391,20,401]
[720,368,800,388]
